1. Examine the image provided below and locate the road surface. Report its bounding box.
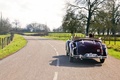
[0,36,120,80]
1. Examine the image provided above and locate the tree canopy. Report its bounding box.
[61,0,120,36]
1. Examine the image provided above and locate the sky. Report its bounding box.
[0,0,74,30]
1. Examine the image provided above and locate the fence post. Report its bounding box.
[4,38,5,47]
[114,35,116,45]
[109,36,110,44]
[10,33,14,41]
[2,38,4,49]
[0,38,1,45]
[4,37,6,46]
[7,37,9,45]
[0,38,2,49]
[8,37,10,44]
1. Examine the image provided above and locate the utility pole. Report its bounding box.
[0,12,2,34]
[1,12,2,27]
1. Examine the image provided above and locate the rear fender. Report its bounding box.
[66,40,71,50]
[69,42,77,56]
[102,44,108,56]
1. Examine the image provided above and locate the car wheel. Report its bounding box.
[66,47,69,56]
[69,54,74,62]
[66,52,69,56]
[100,59,105,63]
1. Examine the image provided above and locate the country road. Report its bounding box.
[0,36,120,80]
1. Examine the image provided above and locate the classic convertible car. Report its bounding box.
[66,38,107,63]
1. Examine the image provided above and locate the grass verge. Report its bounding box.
[0,34,27,59]
[108,49,120,59]
[0,34,10,38]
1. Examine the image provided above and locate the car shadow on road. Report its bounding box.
[49,55,102,68]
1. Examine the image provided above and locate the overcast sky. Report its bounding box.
[0,0,74,30]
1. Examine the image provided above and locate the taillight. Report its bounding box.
[97,49,100,52]
[100,48,103,53]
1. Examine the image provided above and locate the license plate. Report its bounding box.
[85,53,97,57]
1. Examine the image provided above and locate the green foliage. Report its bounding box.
[46,33,85,41]
[63,0,120,36]
[0,34,27,59]
[62,9,86,34]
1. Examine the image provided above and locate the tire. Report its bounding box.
[66,41,70,56]
[69,55,74,62]
[66,47,69,56]
[66,51,69,56]
[100,59,105,63]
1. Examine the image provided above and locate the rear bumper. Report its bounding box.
[72,54,107,59]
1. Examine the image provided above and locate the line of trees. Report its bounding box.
[61,0,120,36]
[0,18,12,34]
[25,23,50,33]
[0,16,50,34]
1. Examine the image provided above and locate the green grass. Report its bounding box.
[0,34,27,59]
[46,33,85,41]
[24,33,36,35]
[105,41,120,52]
[0,34,10,38]
[23,33,38,36]
[108,49,120,59]
[105,41,120,45]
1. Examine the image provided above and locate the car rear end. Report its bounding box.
[71,39,107,63]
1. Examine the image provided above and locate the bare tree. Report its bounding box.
[26,23,50,33]
[0,18,11,34]
[12,20,20,32]
[68,0,105,36]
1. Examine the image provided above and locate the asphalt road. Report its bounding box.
[0,36,120,80]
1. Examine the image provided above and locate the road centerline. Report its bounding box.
[48,43,59,80]
[48,43,60,67]
[53,72,58,80]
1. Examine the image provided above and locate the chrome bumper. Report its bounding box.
[72,54,107,59]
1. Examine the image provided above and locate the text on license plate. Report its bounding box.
[85,53,97,57]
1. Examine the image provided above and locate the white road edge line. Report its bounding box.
[53,72,58,80]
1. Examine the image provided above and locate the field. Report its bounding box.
[45,33,120,59]
[0,34,27,59]
[24,33,37,35]
[46,33,85,40]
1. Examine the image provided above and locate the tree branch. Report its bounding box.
[115,5,120,13]
[96,0,105,7]
[69,4,88,11]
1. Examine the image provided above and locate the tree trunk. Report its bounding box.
[97,30,100,35]
[107,28,110,35]
[86,10,92,36]
[102,31,105,36]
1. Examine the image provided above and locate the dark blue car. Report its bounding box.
[66,38,107,63]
